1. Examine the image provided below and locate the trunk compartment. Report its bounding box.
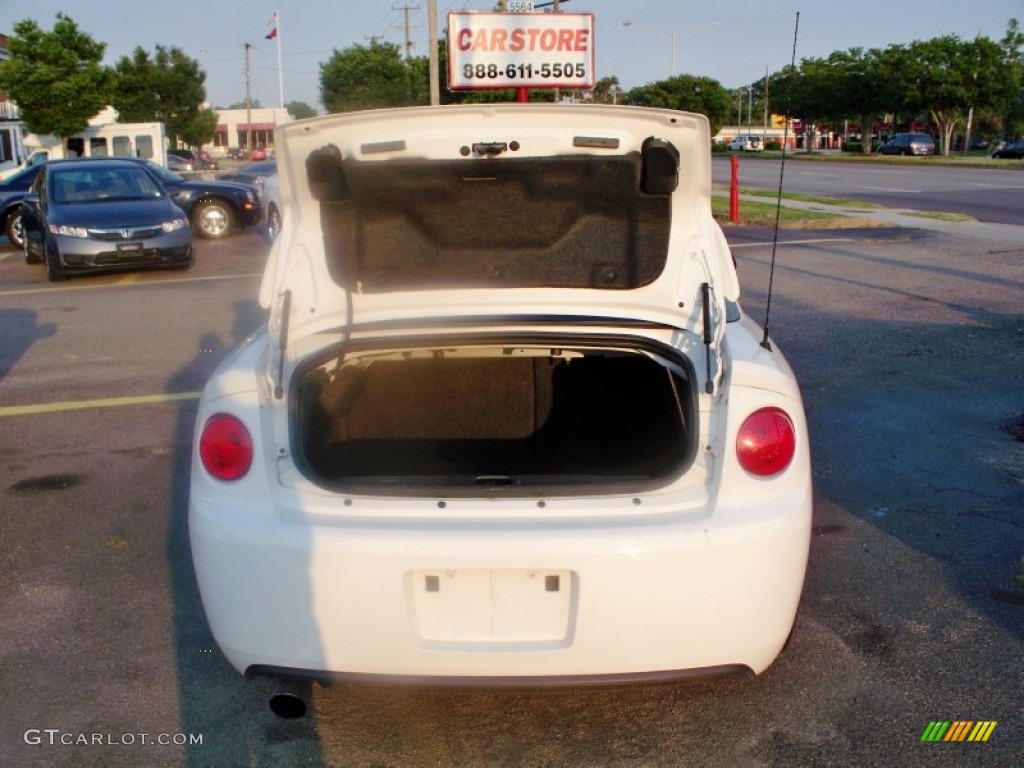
[293,339,697,494]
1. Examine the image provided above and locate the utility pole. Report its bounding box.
[393,3,420,59]
[552,0,560,103]
[244,42,253,152]
[747,87,753,136]
[428,0,439,106]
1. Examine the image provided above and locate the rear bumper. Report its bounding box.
[236,205,262,229]
[189,483,811,682]
[245,663,753,688]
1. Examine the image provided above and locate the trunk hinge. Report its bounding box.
[273,289,292,400]
[701,282,716,395]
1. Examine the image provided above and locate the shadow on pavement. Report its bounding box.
[166,298,328,766]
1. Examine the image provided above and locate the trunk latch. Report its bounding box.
[470,142,508,157]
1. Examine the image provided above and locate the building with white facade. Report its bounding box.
[207,107,294,156]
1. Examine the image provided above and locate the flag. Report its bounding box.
[265,11,278,40]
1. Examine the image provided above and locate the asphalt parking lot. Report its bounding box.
[0,222,1021,767]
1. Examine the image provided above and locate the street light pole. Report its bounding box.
[621,20,720,78]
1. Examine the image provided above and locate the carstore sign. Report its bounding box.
[447,11,595,90]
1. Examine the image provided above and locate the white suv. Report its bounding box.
[190,104,811,718]
[729,135,764,152]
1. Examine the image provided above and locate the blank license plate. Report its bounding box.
[411,569,573,643]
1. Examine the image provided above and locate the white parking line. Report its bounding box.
[964,182,1024,189]
[862,186,922,193]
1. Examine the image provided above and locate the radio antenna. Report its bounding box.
[761,11,801,351]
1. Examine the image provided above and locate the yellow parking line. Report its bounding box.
[0,391,201,418]
[119,273,142,284]
[0,272,262,297]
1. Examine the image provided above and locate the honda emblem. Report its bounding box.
[120,229,134,239]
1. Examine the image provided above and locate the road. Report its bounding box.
[713,155,1024,225]
[0,221,1022,766]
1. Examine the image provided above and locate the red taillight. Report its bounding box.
[736,407,796,476]
[199,414,253,481]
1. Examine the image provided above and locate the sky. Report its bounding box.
[1,0,1021,114]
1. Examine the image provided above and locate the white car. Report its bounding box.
[190,104,812,718]
[729,135,764,152]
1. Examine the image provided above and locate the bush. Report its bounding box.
[711,141,729,153]
[765,141,782,151]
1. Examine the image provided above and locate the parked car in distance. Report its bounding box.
[166,153,196,173]
[991,140,1024,159]
[248,146,268,161]
[169,148,220,171]
[728,135,763,152]
[124,158,262,239]
[226,147,246,160]
[260,172,281,242]
[190,104,812,719]
[877,132,936,156]
[20,158,193,281]
[0,163,44,249]
[218,160,277,198]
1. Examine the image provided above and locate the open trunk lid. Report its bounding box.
[260,104,738,347]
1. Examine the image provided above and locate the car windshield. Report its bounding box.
[51,167,166,204]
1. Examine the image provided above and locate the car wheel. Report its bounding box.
[44,240,67,282]
[192,200,234,239]
[266,204,282,242]
[5,207,24,250]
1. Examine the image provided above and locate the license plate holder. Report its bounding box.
[116,242,143,256]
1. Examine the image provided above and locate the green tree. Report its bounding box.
[818,48,894,154]
[320,41,417,113]
[592,76,622,105]
[0,13,110,140]
[1000,18,1024,139]
[286,101,318,120]
[176,107,219,148]
[624,76,736,137]
[770,61,841,151]
[111,45,213,148]
[899,35,1016,154]
[222,100,263,110]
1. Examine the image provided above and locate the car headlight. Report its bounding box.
[48,224,89,238]
[162,217,188,233]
